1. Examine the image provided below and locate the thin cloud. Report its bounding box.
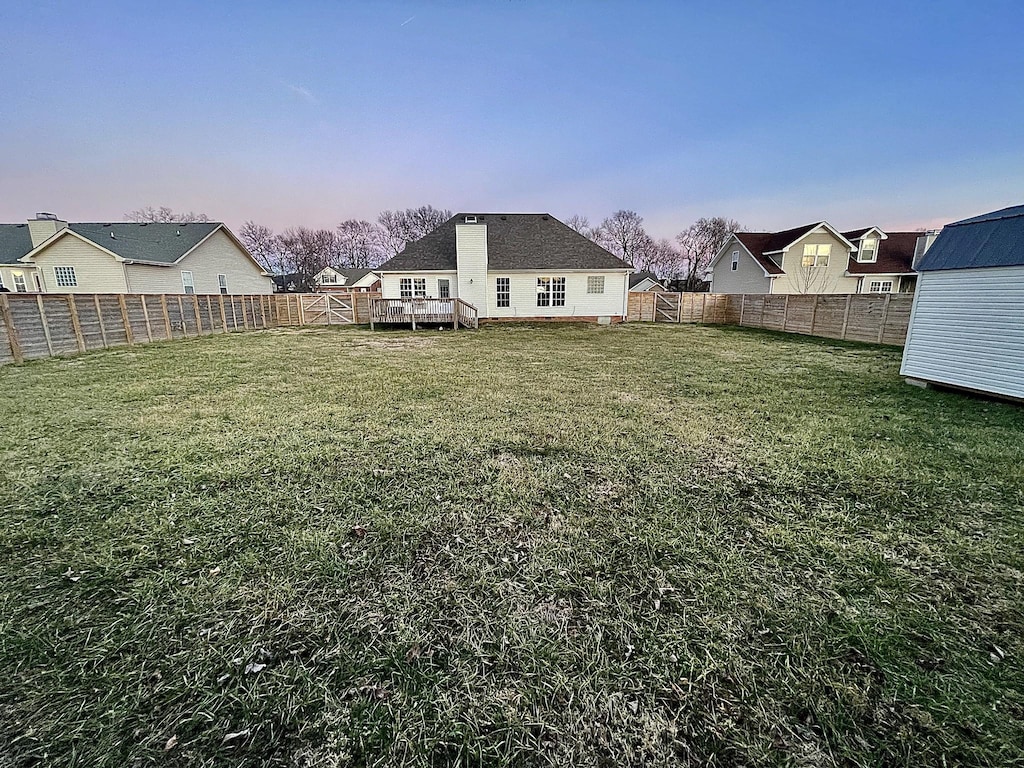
[401,16,415,26]
[284,82,318,105]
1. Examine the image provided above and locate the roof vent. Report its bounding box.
[500,215,507,220]
[110,231,115,239]
[541,215,549,220]
[34,212,59,220]
[176,229,181,236]
[464,215,477,224]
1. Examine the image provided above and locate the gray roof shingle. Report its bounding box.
[376,214,630,272]
[916,205,1024,271]
[0,221,222,265]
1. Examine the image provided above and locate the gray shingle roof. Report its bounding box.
[327,267,376,283]
[376,214,630,272]
[0,221,222,266]
[629,271,664,288]
[916,205,1024,271]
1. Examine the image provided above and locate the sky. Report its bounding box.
[3,0,1023,240]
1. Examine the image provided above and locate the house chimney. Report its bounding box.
[912,229,941,268]
[27,212,68,247]
[456,217,487,310]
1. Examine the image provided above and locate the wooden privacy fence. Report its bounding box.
[0,291,381,365]
[627,291,914,346]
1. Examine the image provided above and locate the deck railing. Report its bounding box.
[369,298,478,330]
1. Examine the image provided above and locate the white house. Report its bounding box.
[374,213,632,322]
[708,222,930,295]
[901,204,1024,401]
[0,213,273,295]
[313,266,380,292]
[629,271,666,291]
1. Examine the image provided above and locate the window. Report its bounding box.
[438,278,450,299]
[13,273,27,292]
[218,274,228,295]
[321,271,337,284]
[537,277,566,307]
[801,243,831,268]
[496,277,510,307]
[399,277,426,298]
[731,251,739,271]
[858,237,878,262]
[0,273,4,290]
[587,275,605,294]
[53,266,78,287]
[181,271,195,294]
[869,280,893,293]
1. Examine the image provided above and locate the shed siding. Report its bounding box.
[900,265,1024,399]
[709,237,773,294]
[30,237,129,293]
[126,230,273,294]
[485,271,628,318]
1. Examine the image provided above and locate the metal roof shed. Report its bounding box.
[901,205,1024,400]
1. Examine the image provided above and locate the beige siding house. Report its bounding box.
[375,213,632,322]
[313,266,380,292]
[708,221,929,295]
[0,214,273,295]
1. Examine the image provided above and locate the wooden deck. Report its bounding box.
[369,298,479,330]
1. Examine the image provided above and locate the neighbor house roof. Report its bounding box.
[1,221,223,265]
[732,233,787,275]
[376,214,631,272]
[0,225,34,264]
[844,231,919,275]
[915,204,1024,271]
[324,267,376,283]
[629,271,664,289]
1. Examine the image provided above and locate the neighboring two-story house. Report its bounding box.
[0,213,273,295]
[708,221,934,295]
[375,213,633,321]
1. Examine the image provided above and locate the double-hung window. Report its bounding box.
[869,280,893,293]
[321,271,337,285]
[858,238,878,262]
[496,277,510,307]
[13,273,27,292]
[801,244,831,268]
[400,277,426,298]
[218,274,228,294]
[54,266,77,287]
[181,271,195,294]
[731,251,739,271]
[537,277,566,307]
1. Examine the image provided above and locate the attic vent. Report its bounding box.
[464,216,477,224]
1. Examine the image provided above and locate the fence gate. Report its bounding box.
[299,294,354,324]
[654,292,681,323]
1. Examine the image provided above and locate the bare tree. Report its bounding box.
[676,217,742,292]
[277,227,345,291]
[377,205,452,256]
[239,221,288,274]
[336,219,386,268]
[791,263,837,294]
[564,214,602,242]
[597,210,657,267]
[125,206,211,223]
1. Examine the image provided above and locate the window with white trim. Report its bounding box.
[399,277,426,298]
[858,237,878,262]
[801,243,831,267]
[587,275,605,294]
[53,266,77,287]
[218,274,228,295]
[731,250,739,271]
[869,280,893,293]
[537,277,566,307]
[438,278,450,299]
[13,273,27,292]
[181,271,195,294]
[321,271,337,284]
[496,277,510,307]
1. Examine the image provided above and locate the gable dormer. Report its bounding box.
[848,227,888,263]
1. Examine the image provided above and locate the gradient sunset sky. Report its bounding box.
[3,0,1022,239]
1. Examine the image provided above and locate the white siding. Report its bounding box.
[485,271,629,319]
[456,224,488,311]
[126,229,272,294]
[0,266,41,293]
[901,265,1024,399]
[379,272,458,299]
[30,236,129,293]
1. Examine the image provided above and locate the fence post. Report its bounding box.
[35,295,55,356]
[297,295,305,326]
[118,294,134,345]
[840,295,852,340]
[810,294,820,335]
[218,295,228,331]
[739,295,746,326]
[139,296,155,342]
[67,295,86,352]
[0,294,24,363]
[782,294,790,332]
[877,293,891,344]
[159,295,171,339]
[95,295,110,347]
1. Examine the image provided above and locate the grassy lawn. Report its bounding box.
[1,323,1022,767]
